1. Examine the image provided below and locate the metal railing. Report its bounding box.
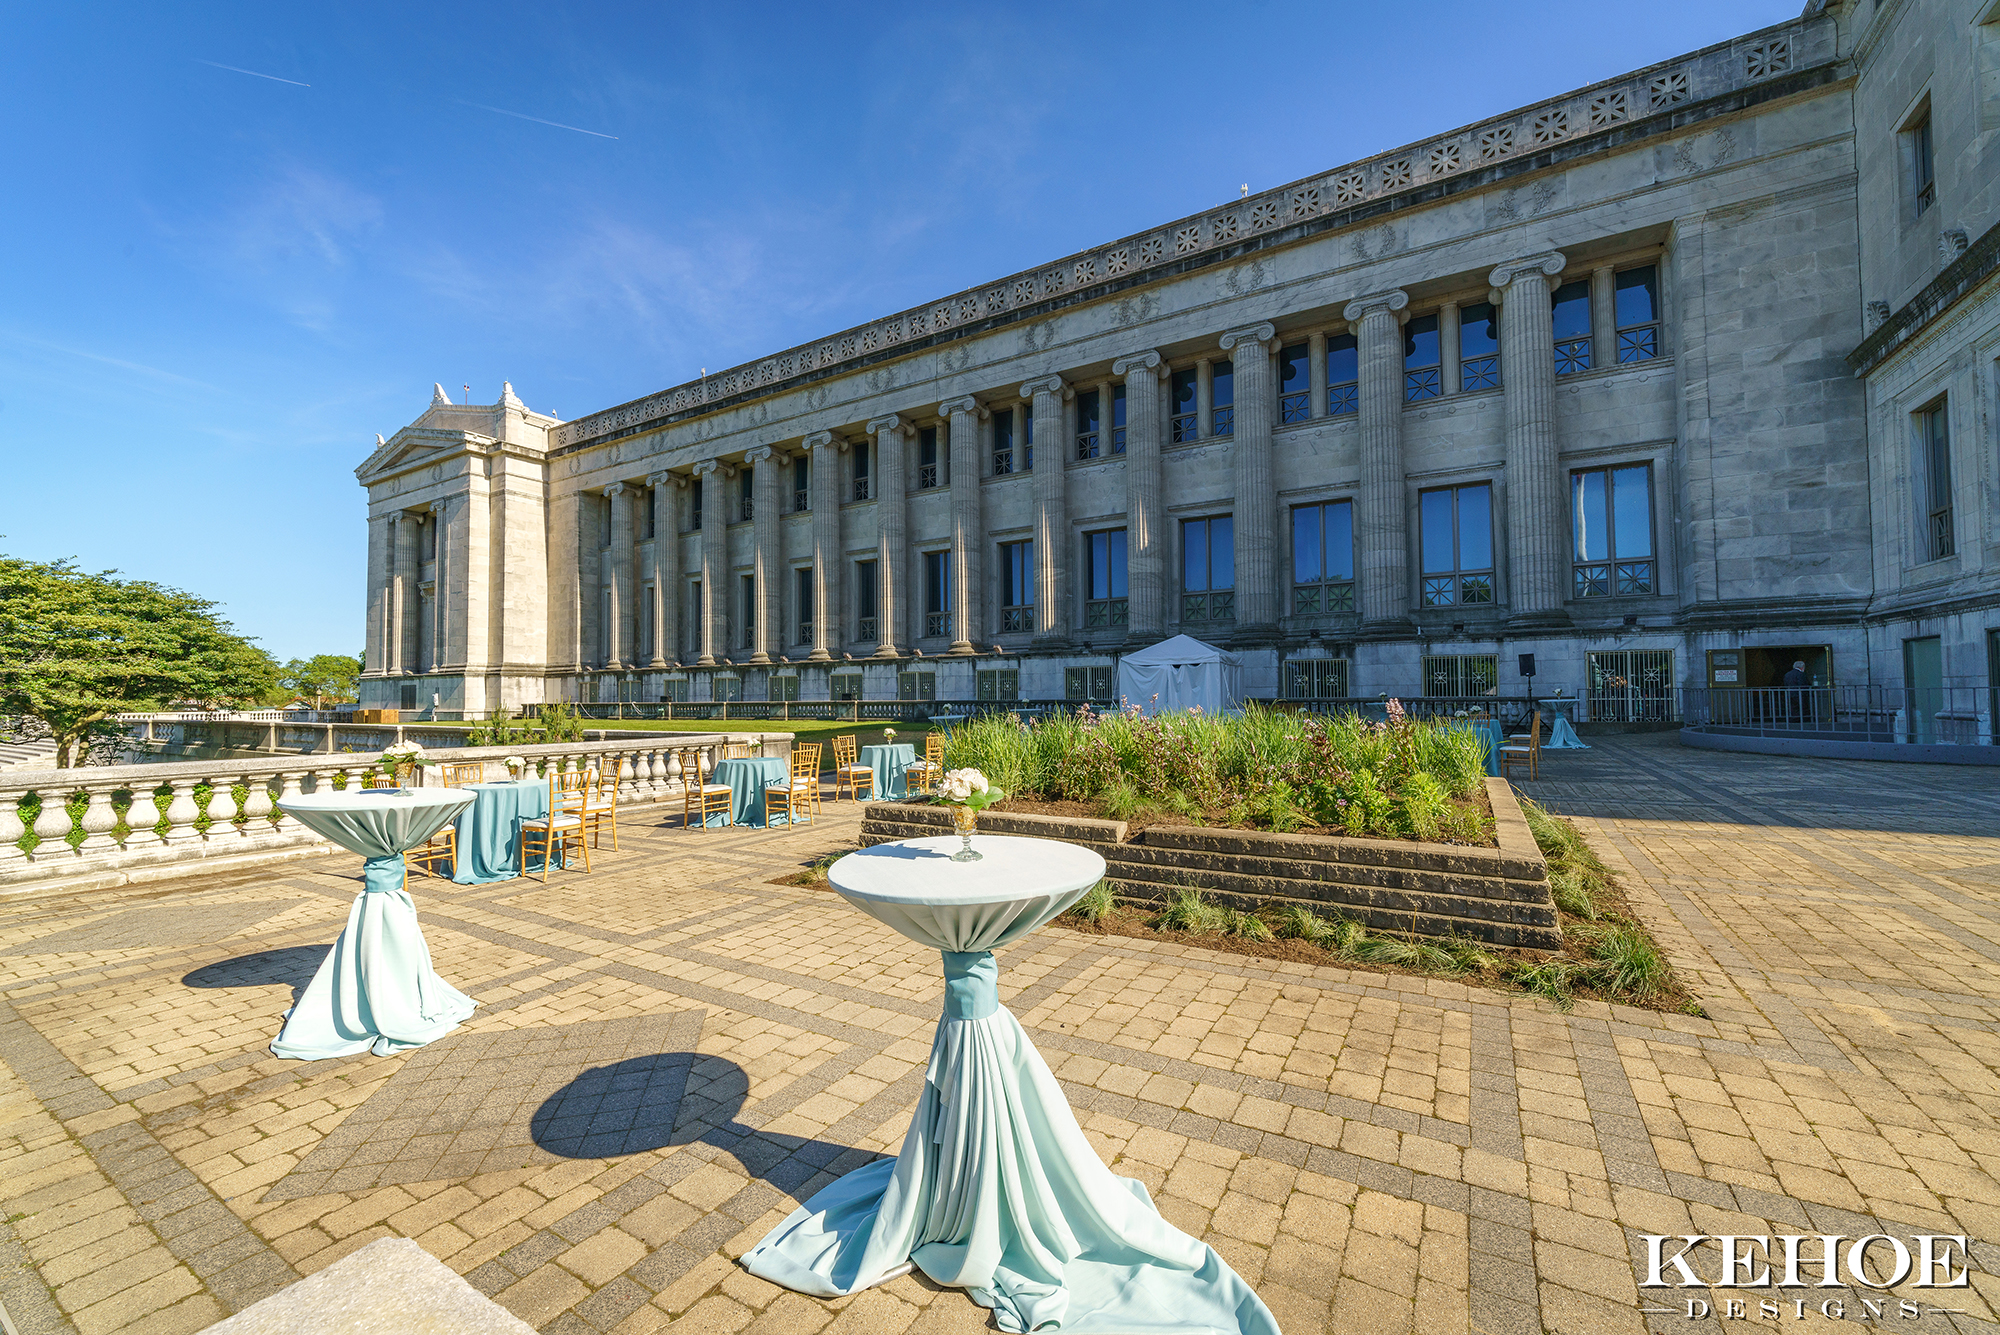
[1681,686,1995,745]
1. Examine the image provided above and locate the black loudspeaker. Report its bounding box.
[1518,653,1536,678]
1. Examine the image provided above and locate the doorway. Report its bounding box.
[1741,645,1830,688]
[1904,635,1943,744]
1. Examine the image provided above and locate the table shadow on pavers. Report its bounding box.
[5,900,298,954]
[182,944,331,1008]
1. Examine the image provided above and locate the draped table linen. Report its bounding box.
[270,789,479,1061]
[713,757,792,827]
[451,779,550,883]
[1538,701,1590,750]
[745,834,1280,1335]
[1444,719,1504,776]
[860,743,916,799]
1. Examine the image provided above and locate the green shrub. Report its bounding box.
[1154,885,1228,934]
[1065,879,1115,923]
[1221,908,1275,941]
[1576,922,1673,1003]
[1399,772,1449,842]
[1274,903,1333,943]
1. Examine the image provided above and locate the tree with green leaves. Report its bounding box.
[0,556,283,768]
[280,653,363,709]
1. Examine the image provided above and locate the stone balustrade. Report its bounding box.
[0,733,786,895]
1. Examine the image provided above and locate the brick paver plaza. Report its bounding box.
[4,734,2000,1334]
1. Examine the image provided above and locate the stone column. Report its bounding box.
[364,515,390,676]
[1440,301,1462,396]
[939,397,985,655]
[805,432,840,661]
[1114,351,1166,642]
[393,511,418,673]
[865,416,907,657]
[605,482,634,669]
[1590,265,1617,370]
[746,445,780,664]
[1220,323,1279,639]
[1307,331,1328,419]
[1490,251,1570,625]
[1344,290,1412,628]
[647,472,675,668]
[428,500,448,672]
[693,460,729,664]
[1021,376,1070,646]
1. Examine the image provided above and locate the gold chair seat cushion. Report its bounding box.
[522,815,584,830]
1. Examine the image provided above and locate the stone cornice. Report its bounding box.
[1219,322,1278,353]
[1488,251,1569,289]
[1019,375,1069,400]
[1342,290,1410,322]
[865,414,906,437]
[1111,350,1165,378]
[549,11,1838,457]
[1847,217,2000,378]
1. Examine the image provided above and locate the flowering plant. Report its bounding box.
[378,741,426,775]
[503,755,526,776]
[936,767,1005,810]
[883,727,897,742]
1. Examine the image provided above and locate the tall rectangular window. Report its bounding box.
[853,441,871,502]
[1181,517,1235,625]
[1571,465,1654,597]
[992,408,1016,475]
[1460,302,1500,390]
[1085,529,1129,628]
[831,671,863,701]
[1022,404,1033,471]
[690,479,703,530]
[1076,389,1101,460]
[1615,267,1660,363]
[1552,280,1592,374]
[1000,540,1034,632]
[795,567,814,644]
[1170,368,1198,442]
[897,671,937,701]
[772,673,800,702]
[917,426,940,489]
[1917,401,1954,561]
[1291,500,1355,615]
[738,574,755,647]
[976,668,1019,701]
[738,468,754,521]
[1420,483,1494,606]
[1326,333,1358,415]
[1286,658,1351,700]
[923,550,951,638]
[792,455,811,512]
[640,586,655,659]
[686,580,700,656]
[642,489,657,540]
[855,561,878,641]
[1278,343,1311,423]
[1111,384,1127,454]
[1910,110,1936,216]
[1422,654,1498,697]
[1404,314,1440,400]
[1210,361,1235,435]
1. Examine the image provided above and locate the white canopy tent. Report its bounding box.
[1114,635,1245,716]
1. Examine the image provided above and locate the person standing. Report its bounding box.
[1782,660,1808,726]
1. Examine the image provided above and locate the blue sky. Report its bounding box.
[2,1,1797,662]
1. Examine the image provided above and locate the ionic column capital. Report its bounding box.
[1487,251,1568,290]
[865,414,906,438]
[742,445,776,465]
[1218,322,1277,353]
[645,470,675,488]
[691,458,733,479]
[936,395,982,418]
[1342,290,1409,322]
[1111,349,1165,378]
[802,430,836,452]
[428,499,446,515]
[1018,375,1070,401]
[603,481,632,498]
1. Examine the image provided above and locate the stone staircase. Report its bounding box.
[0,738,58,771]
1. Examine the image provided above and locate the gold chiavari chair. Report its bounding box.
[830,734,874,801]
[362,771,400,789]
[679,746,733,831]
[905,732,946,795]
[765,743,822,825]
[581,763,620,849]
[1498,713,1541,782]
[722,741,754,760]
[441,761,486,787]
[517,770,591,881]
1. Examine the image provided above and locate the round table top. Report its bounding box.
[277,788,476,861]
[467,778,543,793]
[281,788,476,813]
[830,835,1105,907]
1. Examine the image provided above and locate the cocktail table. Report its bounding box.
[744,834,1278,1334]
[270,788,478,1061]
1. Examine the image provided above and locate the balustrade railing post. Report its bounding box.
[614,750,637,805]
[0,793,25,867]
[29,788,73,861]
[77,784,121,858]
[161,779,202,848]
[271,770,305,836]
[242,769,275,839]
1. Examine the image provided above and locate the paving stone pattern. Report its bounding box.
[0,736,1998,1334]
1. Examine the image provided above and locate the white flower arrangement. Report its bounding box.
[936,767,1004,809]
[883,727,897,741]
[504,755,527,776]
[378,741,426,776]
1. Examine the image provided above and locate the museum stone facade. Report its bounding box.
[355,0,2000,720]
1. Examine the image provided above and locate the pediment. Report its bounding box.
[356,430,491,482]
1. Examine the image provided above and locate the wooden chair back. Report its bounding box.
[924,733,946,768]
[831,734,859,768]
[554,767,593,815]
[790,743,822,779]
[442,761,486,787]
[723,741,753,760]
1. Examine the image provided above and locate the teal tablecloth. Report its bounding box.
[1445,719,1504,776]
[860,743,916,799]
[746,836,1278,1335]
[451,779,548,883]
[270,788,478,1061]
[713,757,790,827]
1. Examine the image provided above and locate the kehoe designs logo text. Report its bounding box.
[1638,1234,1973,1323]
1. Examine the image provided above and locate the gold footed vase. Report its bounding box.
[949,804,981,861]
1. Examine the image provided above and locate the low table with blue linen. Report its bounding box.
[270,788,478,1061]
[451,778,549,883]
[745,834,1279,1334]
[859,742,916,799]
[712,756,791,827]
[1538,699,1590,749]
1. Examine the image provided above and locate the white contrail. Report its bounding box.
[455,100,618,140]
[197,60,311,87]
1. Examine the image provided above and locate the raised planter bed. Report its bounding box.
[860,776,1559,950]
